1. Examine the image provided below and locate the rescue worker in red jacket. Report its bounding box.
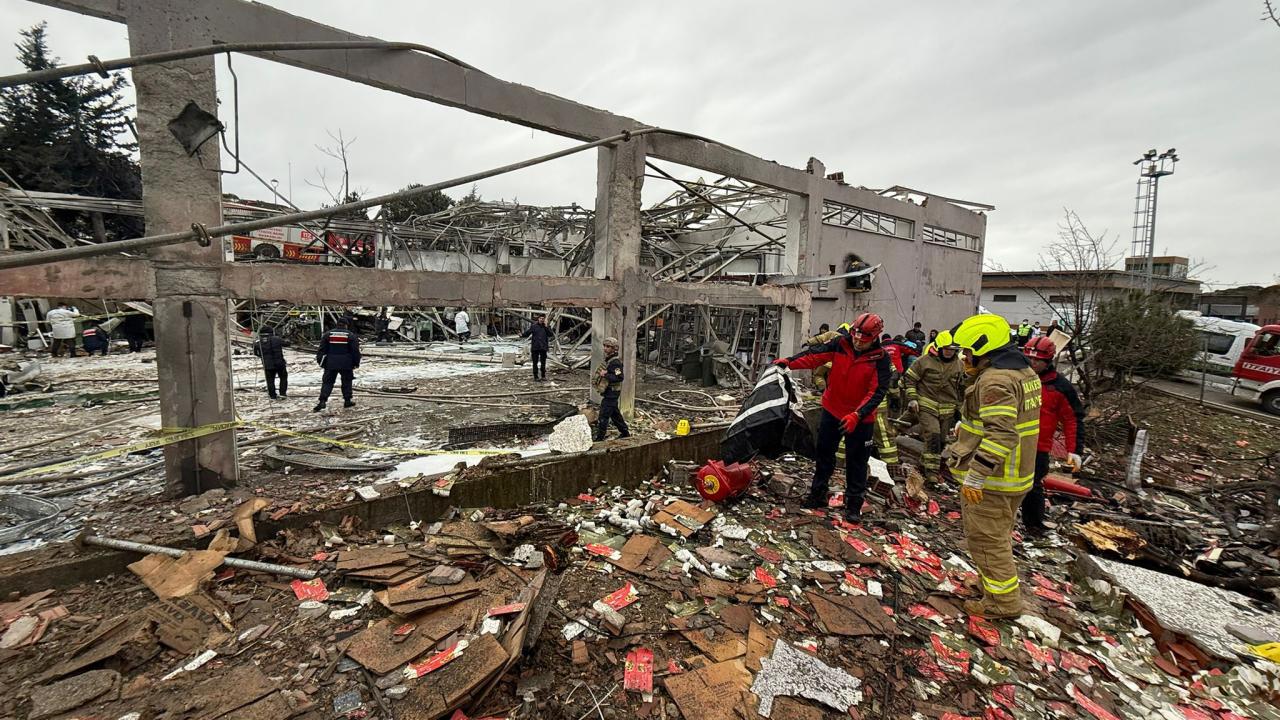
[1021,337,1085,537]
[775,313,891,521]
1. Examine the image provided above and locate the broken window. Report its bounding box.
[821,201,913,239]
[923,225,982,252]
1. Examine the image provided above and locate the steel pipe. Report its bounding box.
[0,128,657,271]
[83,534,319,580]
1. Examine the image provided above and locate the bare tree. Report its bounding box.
[306,128,361,209]
[1265,0,1280,29]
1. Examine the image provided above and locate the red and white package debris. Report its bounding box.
[909,604,945,625]
[842,571,867,593]
[1023,639,1057,669]
[930,633,971,674]
[772,596,791,608]
[290,578,329,602]
[1032,585,1074,607]
[927,500,941,515]
[844,536,875,555]
[967,616,1001,647]
[755,546,783,564]
[583,543,621,561]
[1069,683,1123,720]
[487,602,527,617]
[577,493,598,503]
[623,647,654,694]
[754,567,778,588]
[601,582,639,611]
[405,640,469,679]
[393,623,416,638]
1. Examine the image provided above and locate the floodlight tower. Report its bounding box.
[1131,148,1179,293]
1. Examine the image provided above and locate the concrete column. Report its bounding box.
[590,136,646,417]
[0,216,13,348]
[128,1,238,496]
[778,160,824,358]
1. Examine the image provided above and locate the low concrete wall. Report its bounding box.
[0,429,722,593]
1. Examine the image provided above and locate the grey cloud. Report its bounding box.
[1,0,1276,286]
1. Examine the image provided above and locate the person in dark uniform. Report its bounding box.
[253,326,291,399]
[521,315,553,381]
[80,321,110,356]
[121,311,148,353]
[314,318,361,412]
[592,336,630,442]
[374,309,392,343]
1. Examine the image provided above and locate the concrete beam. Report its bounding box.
[219,264,617,307]
[0,256,154,298]
[30,0,817,195]
[0,256,806,311]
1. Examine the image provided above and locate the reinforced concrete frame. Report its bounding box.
[0,0,840,496]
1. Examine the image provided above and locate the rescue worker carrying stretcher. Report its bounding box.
[1020,336,1085,539]
[774,313,891,522]
[903,330,964,474]
[944,314,1041,618]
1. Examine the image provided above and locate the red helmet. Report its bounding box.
[849,312,884,342]
[1023,336,1057,361]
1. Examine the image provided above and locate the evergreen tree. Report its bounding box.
[382,183,453,222]
[0,22,142,241]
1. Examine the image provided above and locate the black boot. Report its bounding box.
[343,400,356,408]
[801,492,826,510]
[312,403,325,412]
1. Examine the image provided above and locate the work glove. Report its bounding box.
[961,471,984,505]
[907,400,919,413]
[840,412,860,434]
[772,358,790,368]
[1066,453,1083,472]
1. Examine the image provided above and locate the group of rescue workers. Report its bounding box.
[775,311,1084,619]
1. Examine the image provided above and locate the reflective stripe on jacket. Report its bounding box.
[949,345,1041,493]
[903,350,963,415]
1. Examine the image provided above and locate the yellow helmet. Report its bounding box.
[838,322,851,332]
[935,330,956,348]
[950,314,1013,357]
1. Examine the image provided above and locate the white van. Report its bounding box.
[1177,310,1261,375]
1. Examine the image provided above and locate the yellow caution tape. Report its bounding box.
[1,420,242,481]
[236,419,515,457]
[1,417,520,482]
[1252,643,1280,662]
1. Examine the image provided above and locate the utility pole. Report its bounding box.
[1130,149,1179,294]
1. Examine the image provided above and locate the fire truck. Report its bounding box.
[224,201,376,266]
[1232,325,1280,415]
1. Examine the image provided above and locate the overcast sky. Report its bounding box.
[2,0,1277,288]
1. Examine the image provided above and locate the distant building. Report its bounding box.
[1199,285,1280,325]
[980,256,1200,330]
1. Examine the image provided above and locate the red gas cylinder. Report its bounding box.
[694,460,756,502]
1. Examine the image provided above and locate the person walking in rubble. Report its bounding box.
[121,310,148,353]
[454,307,471,342]
[944,314,1041,618]
[1020,337,1085,539]
[314,318,360,412]
[593,336,630,442]
[521,314,553,382]
[774,313,891,522]
[80,321,110,356]
[253,325,291,400]
[903,330,964,476]
[46,302,81,358]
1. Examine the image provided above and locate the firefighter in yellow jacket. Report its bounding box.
[903,330,965,474]
[944,314,1041,618]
